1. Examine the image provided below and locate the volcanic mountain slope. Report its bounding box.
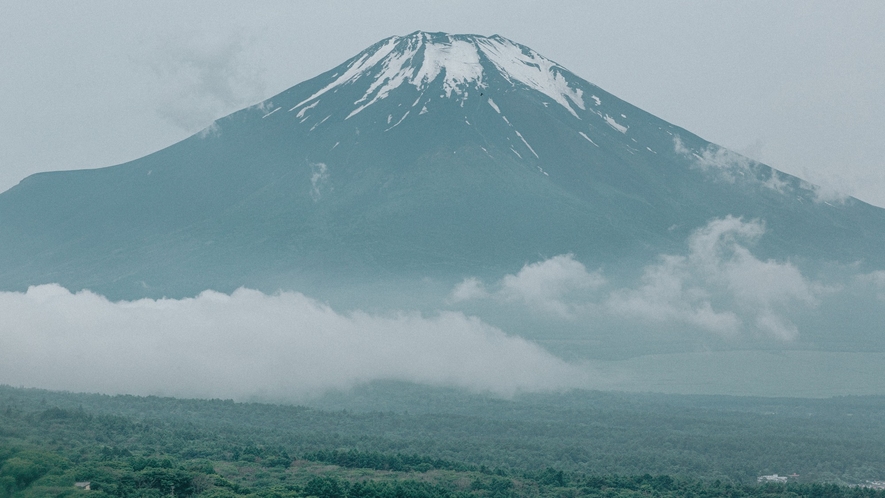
[1,31,884,301]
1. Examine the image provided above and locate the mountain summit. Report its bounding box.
[1,31,884,303]
[289,32,586,120]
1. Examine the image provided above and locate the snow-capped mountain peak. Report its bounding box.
[4,29,885,312]
[290,32,586,119]
[476,35,585,117]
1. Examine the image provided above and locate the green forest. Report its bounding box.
[2,384,884,497]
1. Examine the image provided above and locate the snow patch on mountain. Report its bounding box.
[347,43,423,118]
[514,130,539,158]
[261,107,280,118]
[309,115,330,132]
[578,131,598,147]
[288,33,588,121]
[291,37,400,110]
[342,36,487,119]
[604,114,627,133]
[294,100,319,117]
[385,111,410,131]
[414,39,484,97]
[476,36,585,118]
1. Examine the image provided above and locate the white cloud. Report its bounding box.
[499,254,605,317]
[674,136,798,197]
[858,270,885,301]
[144,30,267,132]
[310,162,330,201]
[454,218,822,342]
[607,216,820,341]
[449,277,489,303]
[674,136,755,184]
[451,254,605,318]
[605,254,742,337]
[799,177,851,205]
[674,136,855,204]
[198,121,220,139]
[0,285,592,400]
[761,170,789,194]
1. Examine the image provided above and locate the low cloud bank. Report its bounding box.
[0,286,591,400]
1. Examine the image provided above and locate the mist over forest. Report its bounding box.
[3,215,884,400]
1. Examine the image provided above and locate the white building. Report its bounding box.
[757,474,788,483]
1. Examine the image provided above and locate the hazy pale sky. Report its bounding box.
[2,1,883,206]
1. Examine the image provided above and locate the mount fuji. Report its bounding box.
[2,32,884,367]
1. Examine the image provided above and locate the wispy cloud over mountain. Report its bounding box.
[454,217,823,342]
[143,29,266,132]
[451,254,605,318]
[606,217,821,341]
